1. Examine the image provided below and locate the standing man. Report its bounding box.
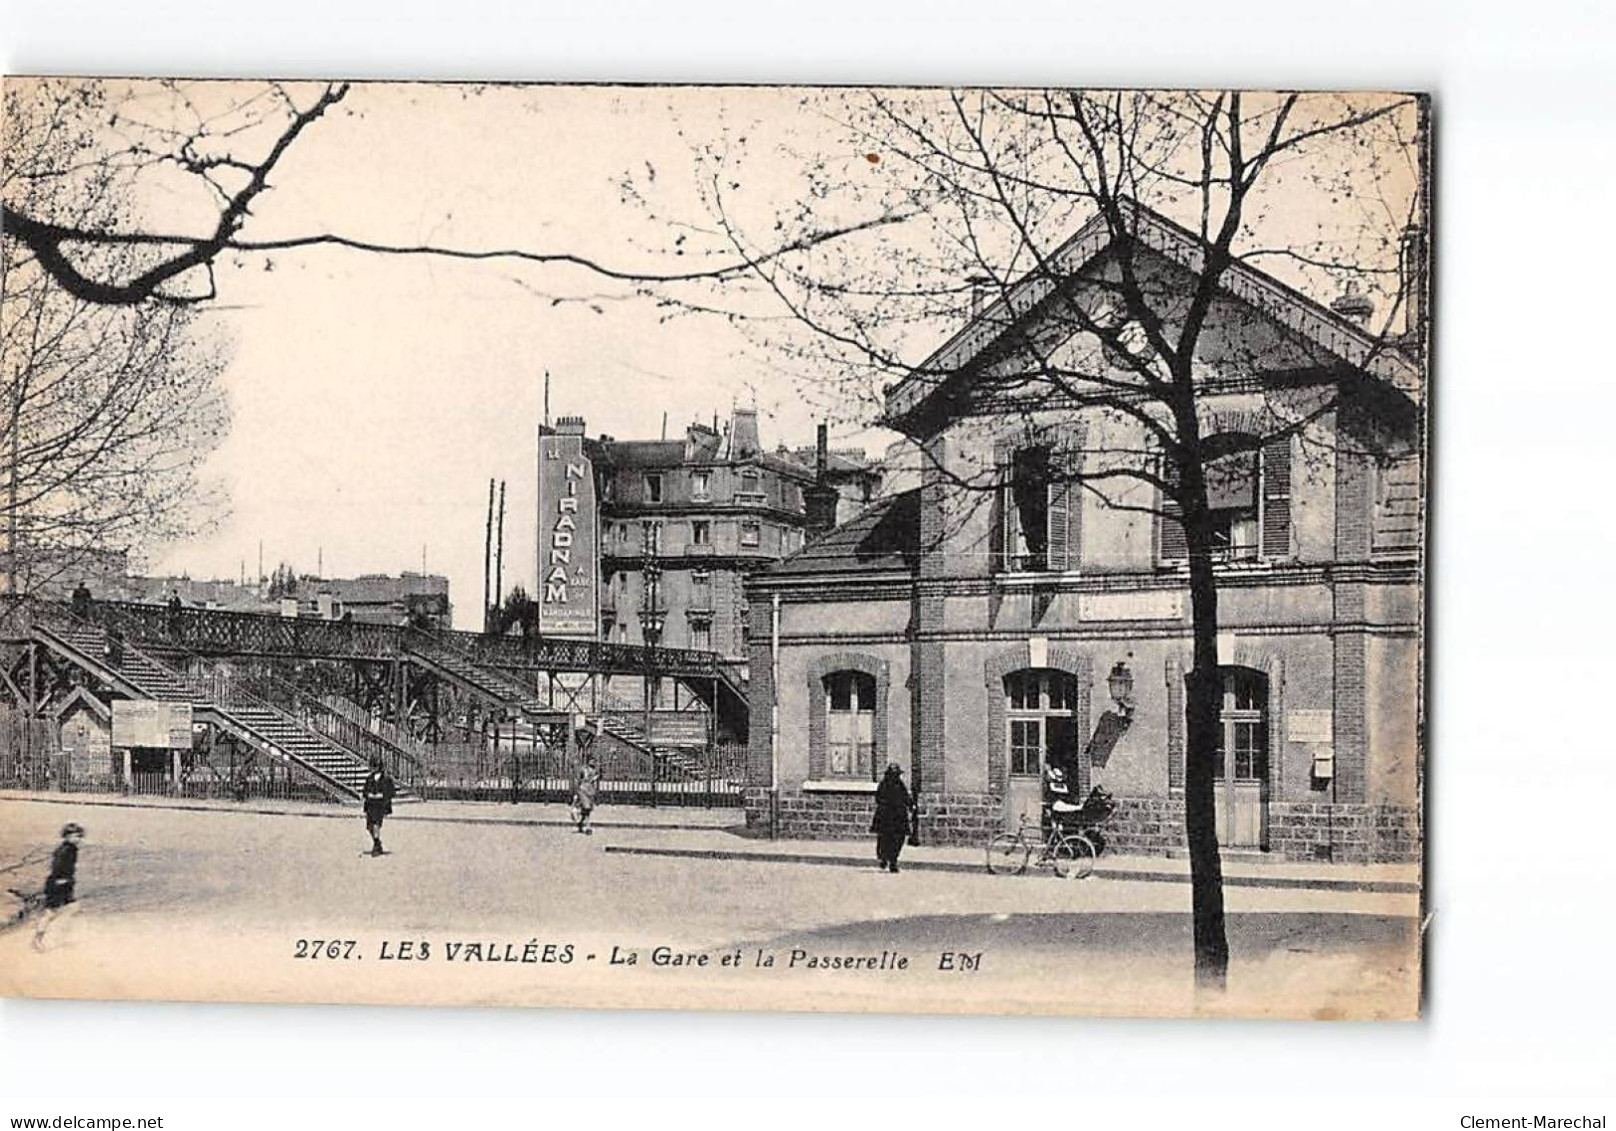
[362,756,395,856]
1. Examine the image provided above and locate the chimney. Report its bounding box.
[555,415,586,437]
[685,421,721,460]
[803,423,840,536]
[967,274,993,317]
[1330,281,1375,326]
[1400,225,1427,352]
[729,407,761,459]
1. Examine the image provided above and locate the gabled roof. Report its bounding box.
[883,196,1421,429]
[763,490,920,578]
[53,686,111,724]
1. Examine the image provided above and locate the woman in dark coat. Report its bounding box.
[871,763,913,873]
[362,757,396,856]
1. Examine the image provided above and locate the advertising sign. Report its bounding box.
[536,422,599,637]
[111,699,194,749]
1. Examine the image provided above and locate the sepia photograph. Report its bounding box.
[0,78,1430,1020]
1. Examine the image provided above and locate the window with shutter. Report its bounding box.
[1261,435,1292,561]
[1158,455,1188,563]
[1206,446,1259,562]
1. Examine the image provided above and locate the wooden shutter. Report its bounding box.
[1166,656,1185,790]
[1046,480,1070,571]
[1046,444,1079,571]
[1158,455,1187,562]
[990,441,1010,574]
[1261,435,1292,561]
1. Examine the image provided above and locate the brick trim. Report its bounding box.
[806,651,891,781]
[1167,645,1284,802]
[982,643,1093,795]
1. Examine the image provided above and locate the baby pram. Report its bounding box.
[1047,781,1117,856]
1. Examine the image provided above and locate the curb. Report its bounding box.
[600,844,1422,894]
[0,792,743,834]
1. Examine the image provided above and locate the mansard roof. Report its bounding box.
[883,197,1421,432]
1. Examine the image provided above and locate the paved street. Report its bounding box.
[0,795,1421,1018]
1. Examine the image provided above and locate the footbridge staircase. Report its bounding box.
[28,618,418,803]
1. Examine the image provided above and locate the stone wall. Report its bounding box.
[914,792,1002,846]
[742,787,1001,845]
[744,787,1421,863]
[1106,794,1421,863]
[1266,801,1422,863]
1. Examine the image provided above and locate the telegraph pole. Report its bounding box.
[494,480,506,617]
[483,478,495,633]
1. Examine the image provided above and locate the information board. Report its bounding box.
[111,700,194,749]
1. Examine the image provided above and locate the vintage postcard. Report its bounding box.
[0,80,1428,1018]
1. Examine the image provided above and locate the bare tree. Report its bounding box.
[3,79,229,596]
[651,88,1428,990]
[0,79,919,308]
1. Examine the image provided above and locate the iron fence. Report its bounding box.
[412,737,747,807]
[0,749,339,804]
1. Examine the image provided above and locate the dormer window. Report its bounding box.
[645,473,663,503]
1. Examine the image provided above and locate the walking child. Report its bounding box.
[34,822,85,950]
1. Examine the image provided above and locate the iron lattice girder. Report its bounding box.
[72,598,729,679]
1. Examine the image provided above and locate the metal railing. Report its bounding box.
[412,734,747,807]
[29,605,378,802]
[189,665,426,791]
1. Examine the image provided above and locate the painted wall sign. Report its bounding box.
[111,700,194,749]
[1287,709,1334,744]
[1077,590,1186,621]
[536,425,599,638]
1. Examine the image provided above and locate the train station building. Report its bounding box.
[744,202,1425,864]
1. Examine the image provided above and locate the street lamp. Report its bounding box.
[1107,660,1136,717]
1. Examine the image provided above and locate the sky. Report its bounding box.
[76,82,1418,628]
[128,83,891,623]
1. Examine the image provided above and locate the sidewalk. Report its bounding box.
[0,788,742,832]
[601,827,1422,894]
[0,788,1420,893]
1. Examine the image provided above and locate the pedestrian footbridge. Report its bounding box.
[1,598,749,807]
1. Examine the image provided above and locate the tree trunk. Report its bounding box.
[1184,538,1229,992]
[1176,437,1230,993]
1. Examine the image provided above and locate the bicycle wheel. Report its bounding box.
[1051,834,1097,879]
[986,833,1031,876]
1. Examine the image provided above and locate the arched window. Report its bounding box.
[1004,668,1078,777]
[824,670,877,779]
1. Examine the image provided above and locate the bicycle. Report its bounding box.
[3,885,47,934]
[985,812,1098,879]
